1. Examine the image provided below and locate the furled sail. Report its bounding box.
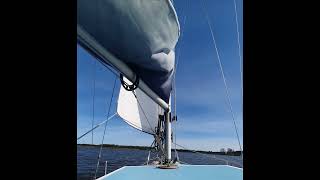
[117,77,165,135]
[77,0,180,103]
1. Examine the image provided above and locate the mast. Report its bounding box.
[165,108,171,163]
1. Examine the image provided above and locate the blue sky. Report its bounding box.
[77,0,243,152]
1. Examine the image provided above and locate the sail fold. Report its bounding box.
[78,0,180,103]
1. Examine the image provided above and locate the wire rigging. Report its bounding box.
[132,91,156,135]
[173,142,243,167]
[232,0,243,101]
[92,61,96,144]
[232,0,243,159]
[77,113,118,141]
[94,76,117,179]
[172,0,189,161]
[200,0,243,157]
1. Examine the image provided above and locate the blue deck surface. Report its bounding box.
[97,165,243,180]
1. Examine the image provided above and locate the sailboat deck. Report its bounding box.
[97,165,243,180]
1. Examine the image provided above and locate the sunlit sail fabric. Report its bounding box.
[78,0,180,103]
[117,83,165,135]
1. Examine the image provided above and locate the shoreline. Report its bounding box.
[77,144,242,156]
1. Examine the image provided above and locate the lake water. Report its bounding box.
[77,145,243,180]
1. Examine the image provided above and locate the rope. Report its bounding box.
[131,91,166,157]
[172,0,189,162]
[173,143,226,164]
[200,0,243,157]
[94,76,117,180]
[173,0,188,78]
[143,141,155,165]
[91,0,97,145]
[178,160,191,165]
[131,92,167,159]
[232,0,243,100]
[232,0,243,160]
[92,60,96,144]
[95,57,119,77]
[132,91,156,134]
[173,142,243,167]
[77,113,118,141]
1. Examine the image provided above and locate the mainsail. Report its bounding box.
[77,0,180,103]
[78,0,180,134]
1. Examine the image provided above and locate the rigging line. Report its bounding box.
[232,0,243,156]
[95,57,119,77]
[173,0,188,77]
[143,140,155,165]
[232,0,243,102]
[132,91,156,134]
[91,0,97,145]
[200,0,243,158]
[172,0,188,104]
[172,142,227,164]
[92,60,97,144]
[173,0,189,157]
[77,113,118,141]
[132,91,166,157]
[178,160,191,165]
[173,142,243,167]
[94,76,117,180]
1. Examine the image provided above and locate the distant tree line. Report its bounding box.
[220,148,234,153]
[218,148,241,156]
[77,144,242,156]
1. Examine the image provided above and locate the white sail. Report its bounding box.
[117,78,165,135]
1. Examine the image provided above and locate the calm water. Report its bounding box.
[77,145,243,180]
